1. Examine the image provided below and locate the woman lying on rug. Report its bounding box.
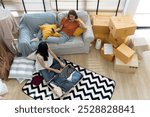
[35,42,82,92]
[44,9,86,44]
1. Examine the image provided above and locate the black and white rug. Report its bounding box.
[22,59,116,100]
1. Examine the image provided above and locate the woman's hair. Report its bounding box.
[67,10,78,19]
[36,42,49,61]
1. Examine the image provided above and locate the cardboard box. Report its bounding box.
[92,15,111,40]
[131,37,149,59]
[100,34,109,43]
[109,16,136,38]
[114,43,135,63]
[124,36,130,46]
[92,15,111,33]
[107,33,127,48]
[94,34,108,42]
[114,54,138,73]
[100,46,114,62]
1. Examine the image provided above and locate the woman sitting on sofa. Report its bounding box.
[45,10,86,44]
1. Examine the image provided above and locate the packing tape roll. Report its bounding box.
[95,39,101,49]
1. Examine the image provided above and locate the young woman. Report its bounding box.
[35,42,77,92]
[35,41,65,82]
[45,10,86,44]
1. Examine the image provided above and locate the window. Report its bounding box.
[134,0,150,27]
[1,0,126,13]
[50,0,126,12]
[1,0,51,11]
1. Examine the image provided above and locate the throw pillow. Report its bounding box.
[8,57,35,80]
[73,27,86,37]
[40,24,61,39]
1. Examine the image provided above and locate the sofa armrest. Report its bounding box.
[18,25,33,56]
[82,17,94,44]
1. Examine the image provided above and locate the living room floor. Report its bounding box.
[62,35,150,100]
[3,29,150,100]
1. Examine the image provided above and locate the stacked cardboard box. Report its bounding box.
[100,44,114,62]
[92,15,139,73]
[92,15,111,42]
[114,54,138,73]
[114,43,135,64]
[109,16,136,38]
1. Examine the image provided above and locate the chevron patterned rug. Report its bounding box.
[22,59,116,100]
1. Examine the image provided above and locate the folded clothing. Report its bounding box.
[31,73,43,86]
[59,65,75,79]
[47,65,83,97]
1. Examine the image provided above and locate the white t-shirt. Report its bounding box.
[35,53,53,71]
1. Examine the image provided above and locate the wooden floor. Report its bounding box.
[2,44,150,100]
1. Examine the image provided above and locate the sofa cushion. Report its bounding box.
[73,27,86,37]
[20,12,57,34]
[40,24,61,39]
[57,10,88,25]
[48,36,84,50]
[8,57,35,80]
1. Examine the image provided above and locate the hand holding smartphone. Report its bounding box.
[51,28,55,33]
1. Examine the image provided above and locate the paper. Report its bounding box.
[104,44,113,55]
[95,39,101,50]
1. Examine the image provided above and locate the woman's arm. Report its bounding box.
[54,17,66,32]
[48,48,65,67]
[75,18,87,30]
[55,25,63,32]
[37,54,61,73]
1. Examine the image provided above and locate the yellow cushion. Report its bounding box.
[73,27,86,37]
[40,24,61,39]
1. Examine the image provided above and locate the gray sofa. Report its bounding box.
[18,11,94,56]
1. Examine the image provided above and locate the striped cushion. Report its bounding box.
[8,57,35,79]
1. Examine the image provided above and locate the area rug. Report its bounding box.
[22,59,116,100]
